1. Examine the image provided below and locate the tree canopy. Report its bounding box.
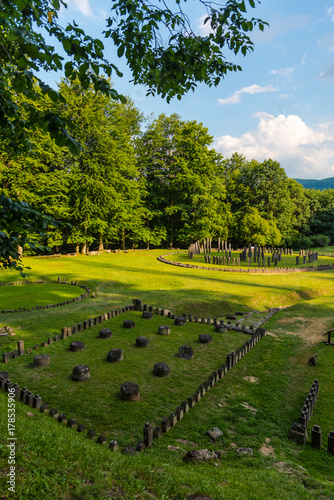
[0,0,268,273]
[0,0,266,149]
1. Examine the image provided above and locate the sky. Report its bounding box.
[46,0,334,180]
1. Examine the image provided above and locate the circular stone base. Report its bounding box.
[175,316,186,326]
[70,341,85,352]
[33,354,50,367]
[142,311,153,319]
[120,382,140,401]
[178,345,194,359]
[107,349,123,362]
[123,320,135,329]
[135,336,150,347]
[72,364,90,381]
[199,334,213,344]
[153,362,170,377]
[158,326,171,335]
[99,328,113,338]
[215,324,227,333]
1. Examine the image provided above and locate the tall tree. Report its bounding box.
[0,0,266,270]
[54,79,144,253]
[0,80,144,253]
[137,113,230,247]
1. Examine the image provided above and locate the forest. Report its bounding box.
[1,79,333,255]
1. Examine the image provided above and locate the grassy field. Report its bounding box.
[0,250,334,499]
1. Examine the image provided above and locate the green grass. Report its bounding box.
[0,250,334,499]
[313,246,334,255]
[4,313,249,446]
[0,283,83,311]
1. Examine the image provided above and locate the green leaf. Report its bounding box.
[117,45,125,57]
[55,132,67,147]
[47,88,59,102]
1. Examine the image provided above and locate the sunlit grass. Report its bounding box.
[0,250,334,499]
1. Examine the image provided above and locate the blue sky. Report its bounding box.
[49,0,334,179]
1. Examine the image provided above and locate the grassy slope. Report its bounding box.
[0,250,334,499]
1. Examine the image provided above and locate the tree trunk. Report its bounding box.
[18,245,23,258]
[75,244,79,254]
[81,220,88,254]
[121,228,125,251]
[98,233,104,251]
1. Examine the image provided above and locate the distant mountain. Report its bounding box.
[293,177,334,190]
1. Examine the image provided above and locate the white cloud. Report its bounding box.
[214,112,334,178]
[270,67,295,79]
[218,84,277,105]
[67,0,93,17]
[61,0,106,21]
[327,6,334,22]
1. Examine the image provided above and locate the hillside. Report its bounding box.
[294,177,334,190]
[0,251,334,499]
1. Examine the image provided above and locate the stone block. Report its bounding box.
[135,336,149,347]
[153,362,170,377]
[97,435,107,445]
[311,425,322,449]
[58,413,67,424]
[161,417,170,433]
[170,412,177,427]
[328,431,334,455]
[143,422,153,447]
[33,354,50,367]
[107,349,123,363]
[178,345,193,359]
[70,341,85,352]
[120,382,140,401]
[123,320,135,329]
[153,426,163,439]
[72,365,90,381]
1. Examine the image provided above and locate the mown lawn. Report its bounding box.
[0,250,334,499]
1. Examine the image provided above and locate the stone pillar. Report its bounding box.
[153,427,163,439]
[2,353,10,363]
[188,396,196,408]
[32,394,42,410]
[311,425,322,448]
[182,400,189,413]
[176,406,184,421]
[20,387,28,402]
[13,383,20,400]
[17,340,24,356]
[327,431,334,455]
[143,422,153,447]
[161,417,170,433]
[109,439,119,451]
